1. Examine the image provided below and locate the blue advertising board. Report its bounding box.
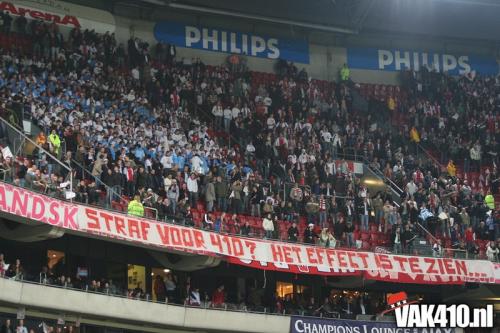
[154,21,310,64]
[347,48,498,76]
[290,316,455,333]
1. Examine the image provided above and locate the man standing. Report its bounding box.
[215,176,228,212]
[288,222,299,242]
[127,195,144,217]
[187,173,199,208]
[401,224,415,254]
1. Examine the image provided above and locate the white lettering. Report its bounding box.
[458,56,471,74]
[442,54,457,72]
[413,52,420,71]
[229,33,241,53]
[241,34,248,55]
[185,26,200,47]
[378,50,393,69]
[220,31,228,52]
[395,51,411,70]
[202,28,218,50]
[250,36,266,56]
[267,38,280,59]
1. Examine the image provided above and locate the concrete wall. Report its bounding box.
[0,278,290,333]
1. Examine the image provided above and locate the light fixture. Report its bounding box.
[151,272,154,276]
[163,269,170,273]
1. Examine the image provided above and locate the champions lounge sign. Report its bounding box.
[0,1,115,33]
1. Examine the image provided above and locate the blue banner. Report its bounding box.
[347,48,498,76]
[290,316,455,333]
[154,21,310,64]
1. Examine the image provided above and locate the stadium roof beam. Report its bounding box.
[168,2,358,34]
[350,0,377,32]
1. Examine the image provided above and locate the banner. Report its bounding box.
[154,21,310,64]
[0,182,498,285]
[1,1,116,33]
[347,48,498,76]
[290,316,455,333]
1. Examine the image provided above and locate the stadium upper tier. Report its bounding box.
[0,13,497,269]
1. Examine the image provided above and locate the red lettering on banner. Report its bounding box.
[30,10,44,19]
[114,216,126,236]
[100,212,113,232]
[244,240,257,259]
[424,258,438,274]
[282,246,294,263]
[271,244,284,262]
[0,2,82,28]
[337,251,347,267]
[443,258,456,275]
[0,2,17,14]
[127,219,141,240]
[31,195,46,222]
[210,233,223,253]
[181,229,193,247]
[378,254,393,270]
[156,224,170,245]
[357,252,369,268]
[393,256,408,271]
[291,246,302,263]
[47,201,60,226]
[62,15,80,27]
[325,249,336,267]
[437,258,446,274]
[315,248,325,265]
[232,238,244,257]
[455,260,467,276]
[63,206,79,230]
[408,257,422,273]
[222,236,232,255]
[347,251,359,269]
[11,188,28,216]
[170,226,182,246]
[306,247,317,264]
[193,230,206,249]
[0,184,6,211]
[85,208,100,230]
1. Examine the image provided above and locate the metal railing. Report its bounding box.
[2,275,387,321]
[0,116,73,192]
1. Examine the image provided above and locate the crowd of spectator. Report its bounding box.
[0,12,496,261]
[0,252,387,320]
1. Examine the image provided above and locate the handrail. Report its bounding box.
[0,116,73,192]
[416,222,438,244]
[416,143,445,171]
[71,157,123,207]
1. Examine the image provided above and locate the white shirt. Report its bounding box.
[232,107,240,118]
[187,177,198,193]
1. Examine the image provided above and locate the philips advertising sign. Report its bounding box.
[347,48,498,76]
[154,21,310,63]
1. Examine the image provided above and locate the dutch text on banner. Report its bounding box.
[0,182,498,285]
[289,316,455,333]
[154,21,310,64]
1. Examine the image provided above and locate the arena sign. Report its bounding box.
[0,182,498,285]
[347,48,498,76]
[290,317,455,333]
[1,0,115,33]
[154,21,310,63]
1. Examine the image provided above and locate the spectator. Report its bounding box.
[288,222,299,242]
[127,195,144,217]
[211,285,226,308]
[392,226,402,254]
[262,214,274,239]
[432,240,443,257]
[15,320,27,333]
[240,220,251,236]
[303,224,317,244]
[0,253,6,278]
[154,275,166,302]
[486,241,498,261]
[1,319,12,333]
